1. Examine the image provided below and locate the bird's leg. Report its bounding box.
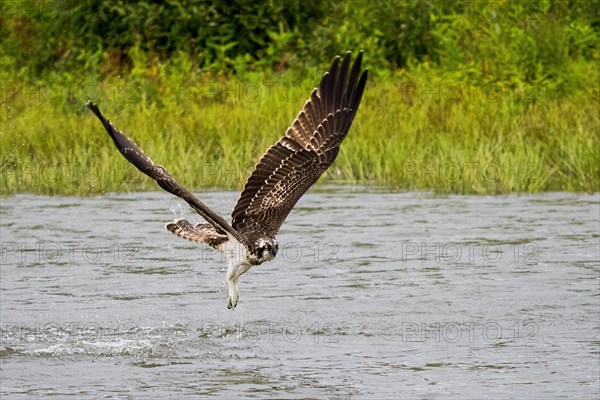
[226,277,239,309]
[226,261,239,309]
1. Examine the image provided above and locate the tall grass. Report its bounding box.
[1,65,598,195]
[1,1,597,195]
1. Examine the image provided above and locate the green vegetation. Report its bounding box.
[1,0,598,195]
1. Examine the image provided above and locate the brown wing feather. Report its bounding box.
[166,219,228,249]
[231,51,367,243]
[87,101,242,243]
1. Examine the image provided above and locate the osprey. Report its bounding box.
[87,51,367,309]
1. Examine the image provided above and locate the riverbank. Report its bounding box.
[1,69,598,195]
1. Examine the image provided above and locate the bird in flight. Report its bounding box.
[87,51,367,309]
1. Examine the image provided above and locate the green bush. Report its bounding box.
[1,0,598,89]
[0,0,330,77]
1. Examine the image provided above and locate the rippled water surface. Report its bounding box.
[1,189,599,399]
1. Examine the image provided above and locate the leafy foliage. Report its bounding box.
[1,0,598,87]
[1,0,329,77]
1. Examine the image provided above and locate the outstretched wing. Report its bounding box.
[87,101,242,243]
[231,51,367,244]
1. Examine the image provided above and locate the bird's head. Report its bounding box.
[254,238,279,263]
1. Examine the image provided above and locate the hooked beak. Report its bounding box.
[269,247,278,258]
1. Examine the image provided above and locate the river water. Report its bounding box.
[1,188,598,399]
